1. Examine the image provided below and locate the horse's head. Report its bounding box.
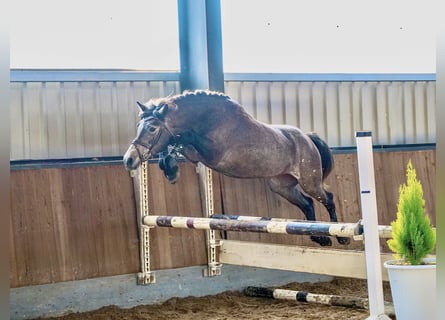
[123,100,175,171]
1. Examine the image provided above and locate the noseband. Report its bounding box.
[131,119,177,161]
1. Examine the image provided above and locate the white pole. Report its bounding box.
[356,132,391,320]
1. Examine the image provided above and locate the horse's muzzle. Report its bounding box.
[123,145,142,171]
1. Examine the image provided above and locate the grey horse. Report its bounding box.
[123,90,349,246]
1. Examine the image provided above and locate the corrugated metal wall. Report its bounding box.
[10,78,435,160]
[10,80,180,160]
[225,81,436,147]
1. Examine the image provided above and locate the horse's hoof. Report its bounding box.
[311,235,332,246]
[336,236,351,245]
[167,177,177,184]
[166,170,179,184]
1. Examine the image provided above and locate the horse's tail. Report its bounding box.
[307,132,334,180]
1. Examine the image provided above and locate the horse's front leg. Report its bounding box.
[180,145,202,164]
[158,153,179,184]
[177,131,215,165]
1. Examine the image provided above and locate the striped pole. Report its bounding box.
[142,215,361,238]
[244,286,395,316]
[210,214,394,239]
[245,286,369,309]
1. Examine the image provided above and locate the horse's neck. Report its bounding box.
[174,97,241,133]
[171,97,246,163]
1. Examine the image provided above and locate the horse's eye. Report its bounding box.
[148,126,157,133]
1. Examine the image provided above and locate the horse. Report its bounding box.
[123,90,350,246]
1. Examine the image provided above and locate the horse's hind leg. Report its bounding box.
[298,175,351,245]
[267,175,332,246]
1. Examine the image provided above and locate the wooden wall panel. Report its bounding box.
[145,163,207,270]
[218,150,435,252]
[9,149,435,288]
[373,150,436,225]
[10,165,140,288]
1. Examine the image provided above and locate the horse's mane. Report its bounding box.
[175,89,230,101]
[168,90,233,110]
[140,90,235,119]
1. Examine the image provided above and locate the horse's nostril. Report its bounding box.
[125,157,133,167]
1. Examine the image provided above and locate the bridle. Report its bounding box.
[131,130,161,161]
[131,116,177,161]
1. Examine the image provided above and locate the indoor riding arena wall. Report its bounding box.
[10,78,435,160]
[9,74,436,288]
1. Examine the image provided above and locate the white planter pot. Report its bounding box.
[384,258,436,320]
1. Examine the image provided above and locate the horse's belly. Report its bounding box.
[214,148,292,178]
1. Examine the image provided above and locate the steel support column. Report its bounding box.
[177,0,224,92]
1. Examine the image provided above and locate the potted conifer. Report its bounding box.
[384,160,436,320]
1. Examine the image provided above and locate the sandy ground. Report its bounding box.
[39,278,395,320]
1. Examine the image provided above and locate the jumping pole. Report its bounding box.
[143,215,361,238]
[210,214,394,239]
[245,286,366,309]
[244,286,395,316]
[356,131,391,320]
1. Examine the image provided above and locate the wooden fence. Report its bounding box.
[9,149,435,288]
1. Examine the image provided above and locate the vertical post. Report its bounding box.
[356,132,390,320]
[204,0,224,91]
[197,163,222,277]
[178,0,224,276]
[177,0,224,92]
[137,162,156,284]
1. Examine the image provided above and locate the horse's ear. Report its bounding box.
[153,104,168,120]
[136,101,148,113]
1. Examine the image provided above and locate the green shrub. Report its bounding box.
[387,160,436,265]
